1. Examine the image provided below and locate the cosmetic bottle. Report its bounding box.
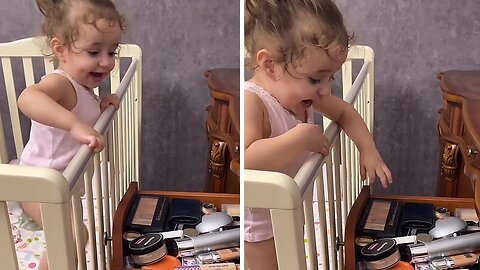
[173,228,240,257]
[407,231,480,263]
[195,247,240,264]
[428,253,478,269]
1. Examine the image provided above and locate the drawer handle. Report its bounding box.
[442,143,459,182]
[209,140,227,180]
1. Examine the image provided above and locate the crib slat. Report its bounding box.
[43,56,54,74]
[333,140,344,270]
[0,201,19,270]
[132,61,142,183]
[84,164,99,270]
[325,155,338,269]
[0,113,8,164]
[42,202,77,270]
[272,208,307,270]
[94,154,107,270]
[2,57,24,157]
[72,189,87,270]
[100,146,113,267]
[314,170,329,270]
[22,57,35,87]
[303,186,318,269]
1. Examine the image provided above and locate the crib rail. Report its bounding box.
[0,37,142,270]
[244,45,374,270]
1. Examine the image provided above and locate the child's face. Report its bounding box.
[59,19,122,90]
[271,41,347,117]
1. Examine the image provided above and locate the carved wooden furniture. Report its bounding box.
[111,182,240,269]
[437,70,480,199]
[204,68,240,194]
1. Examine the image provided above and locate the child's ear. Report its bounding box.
[256,49,283,81]
[51,38,66,60]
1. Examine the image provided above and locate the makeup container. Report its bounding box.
[360,238,400,270]
[407,231,480,263]
[434,207,450,219]
[201,203,217,215]
[389,261,414,270]
[195,247,240,264]
[140,255,181,270]
[128,233,168,266]
[123,230,142,248]
[428,253,479,269]
[355,236,374,255]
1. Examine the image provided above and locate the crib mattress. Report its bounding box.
[8,197,96,270]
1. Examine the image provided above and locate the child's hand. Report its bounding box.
[69,121,105,152]
[100,94,120,112]
[360,148,393,188]
[294,123,329,156]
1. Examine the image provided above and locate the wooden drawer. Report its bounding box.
[344,186,477,269]
[111,182,240,270]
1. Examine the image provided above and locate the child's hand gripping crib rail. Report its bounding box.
[0,37,142,270]
[244,46,378,270]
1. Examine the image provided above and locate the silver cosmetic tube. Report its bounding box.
[408,231,480,263]
[175,228,240,256]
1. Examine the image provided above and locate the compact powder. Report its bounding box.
[124,231,142,241]
[128,233,167,266]
[361,238,400,270]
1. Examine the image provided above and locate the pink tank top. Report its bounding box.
[20,69,101,172]
[244,81,315,242]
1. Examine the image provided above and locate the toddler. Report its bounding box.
[244,0,393,269]
[17,0,125,268]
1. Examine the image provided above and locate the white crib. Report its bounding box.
[0,37,142,270]
[244,45,375,270]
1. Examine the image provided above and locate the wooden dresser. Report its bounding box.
[343,70,480,268]
[204,68,240,194]
[437,70,480,200]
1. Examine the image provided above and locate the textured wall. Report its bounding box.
[0,0,240,191]
[336,1,480,195]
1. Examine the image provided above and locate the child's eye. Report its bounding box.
[108,51,117,57]
[308,77,321,84]
[88,51,99,56]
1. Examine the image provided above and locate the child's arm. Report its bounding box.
[244,91,329,171]
[17,74,104,152]
[313,95,392,187]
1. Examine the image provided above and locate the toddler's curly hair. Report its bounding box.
[245,0,353,70]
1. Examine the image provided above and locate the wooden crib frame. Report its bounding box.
[0,37,142,270]
[244,45,375,270]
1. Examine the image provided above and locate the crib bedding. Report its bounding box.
[8,197,97,270]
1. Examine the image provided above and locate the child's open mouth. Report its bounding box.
[90,72,104,79]
[302,99,313,108]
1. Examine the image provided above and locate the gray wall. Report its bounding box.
[0,0,240,191]
[337,1,480,196]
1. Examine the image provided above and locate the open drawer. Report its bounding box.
[111,182,240,270]
[344,186,478,269]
